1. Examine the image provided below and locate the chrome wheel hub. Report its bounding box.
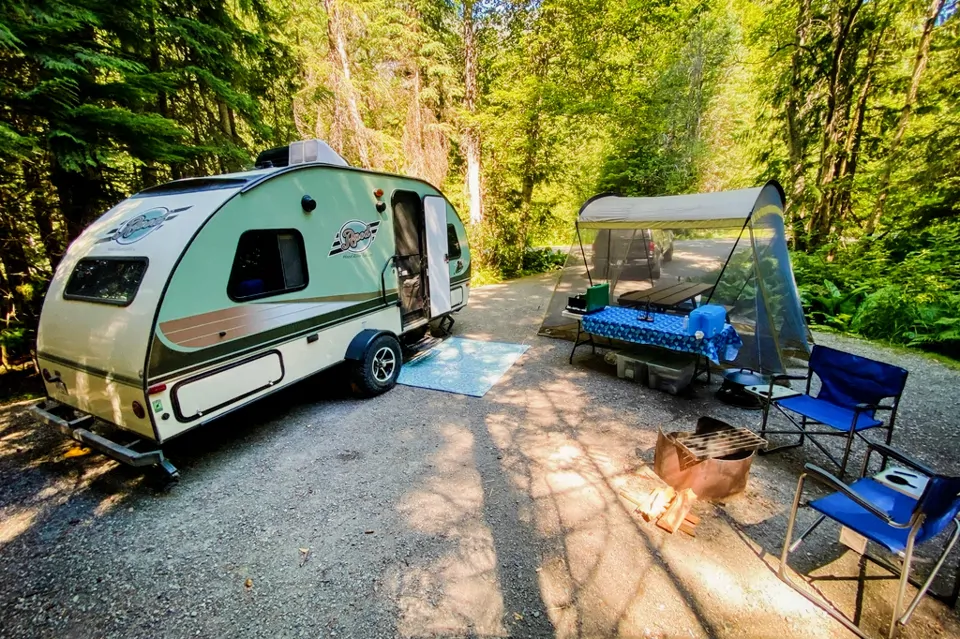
[372,347,396,383]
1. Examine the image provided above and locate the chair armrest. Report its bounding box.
[801,463,895,524]
[865,442,935,477]
[772,374,807,381]
[854,402,877,412]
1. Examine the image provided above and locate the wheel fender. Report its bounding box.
[344,329,396,361]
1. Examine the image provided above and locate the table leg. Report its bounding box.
[569,321,600,364]
[569,322,581,364]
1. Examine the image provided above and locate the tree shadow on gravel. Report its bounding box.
[0,360,363,552]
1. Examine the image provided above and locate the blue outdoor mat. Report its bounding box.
[398,337,530,397]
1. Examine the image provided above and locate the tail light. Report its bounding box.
[648,241,656,253]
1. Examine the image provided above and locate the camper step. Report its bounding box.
[403,334,445,357]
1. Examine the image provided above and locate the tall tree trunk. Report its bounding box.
[867,0,946,233]
[144,8,167,188]
[462,0,482,225]
[785,0,812,249]
[807,0,866,248]
[404,65,426,179]
[218,100,234,139]
[0,195,36,336]
[324,0,370,167]
[23,163,64,272]
[48,156,102,243]
[833,24,885,239]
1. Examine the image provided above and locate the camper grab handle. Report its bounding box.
[380,255,399,306]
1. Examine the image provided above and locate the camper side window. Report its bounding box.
[227,230,308,301]
[64,257,148,306]
[447,224,462,260]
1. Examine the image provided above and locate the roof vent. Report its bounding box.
[253,140,351,170]
[289,139,350,167]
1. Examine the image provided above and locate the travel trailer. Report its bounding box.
[32,140,470,478]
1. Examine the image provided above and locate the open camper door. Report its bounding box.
[424,196,451,316]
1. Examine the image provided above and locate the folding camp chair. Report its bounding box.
[779,442,960,639]
[760,345,908,479]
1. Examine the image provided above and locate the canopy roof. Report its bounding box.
[577,181,784,229]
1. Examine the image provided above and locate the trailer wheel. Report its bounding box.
[350,334,402,397]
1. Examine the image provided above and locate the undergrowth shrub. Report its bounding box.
[520,247,566,276]
[791,219,960,358]
[850,286,919,340]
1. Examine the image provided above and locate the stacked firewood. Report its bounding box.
[619,487,699,536]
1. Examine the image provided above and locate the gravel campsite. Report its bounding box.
[1,273,958,639]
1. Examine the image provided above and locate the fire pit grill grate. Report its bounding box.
[674,427,767,469]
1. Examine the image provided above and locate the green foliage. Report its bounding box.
[797,279,869,331]
[0,0,959,380]
[791,216,960,354]
[520,247,566,276]
[0,326,27,353]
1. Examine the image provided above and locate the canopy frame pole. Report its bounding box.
[748,218,785,374]
[705,215,752,306]
[576,222,593,287]
[640,229,655,321]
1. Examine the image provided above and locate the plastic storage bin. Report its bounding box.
[616,352,650,385]
[647,351,697,395]
[686,304,726,337]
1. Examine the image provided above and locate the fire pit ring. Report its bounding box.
[654,417,766,500]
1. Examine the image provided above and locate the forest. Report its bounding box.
[1,0,959,380]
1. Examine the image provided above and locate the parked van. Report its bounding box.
[33,140,470,477]
[591,229,674,280]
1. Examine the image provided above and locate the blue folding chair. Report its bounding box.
[760,345,909,478]
[779,442,960,639]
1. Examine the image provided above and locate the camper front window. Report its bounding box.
[228,229,308,301]
[64,257,148,306]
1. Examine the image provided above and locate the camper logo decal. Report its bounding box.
[329,219,380,256]
[99,206,190,245]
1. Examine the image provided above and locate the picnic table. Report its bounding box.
[580,306,741,363]
[567,306,743,384]
[618,281,714,312]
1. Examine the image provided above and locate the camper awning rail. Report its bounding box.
[132,177,254,198]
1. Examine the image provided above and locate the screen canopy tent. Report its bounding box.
[539,180,811,374]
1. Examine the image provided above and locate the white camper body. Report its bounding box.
[33,144,470,476]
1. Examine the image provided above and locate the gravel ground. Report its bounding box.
[1,272,958,638]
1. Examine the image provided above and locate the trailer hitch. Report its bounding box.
[31,401,179,480]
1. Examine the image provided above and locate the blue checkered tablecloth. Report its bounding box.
[580,306,742,364]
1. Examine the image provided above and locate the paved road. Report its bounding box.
[660,239,737,281]
[1,274,958,638]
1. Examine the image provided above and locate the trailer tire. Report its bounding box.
[350,334,402,397]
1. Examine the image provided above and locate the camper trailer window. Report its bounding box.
[447,224,462,260]
[64,257,148,306]
[228,229,308,301]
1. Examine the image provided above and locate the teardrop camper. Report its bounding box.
[32,140,470,478]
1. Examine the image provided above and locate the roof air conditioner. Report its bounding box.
[288,140,350,168]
